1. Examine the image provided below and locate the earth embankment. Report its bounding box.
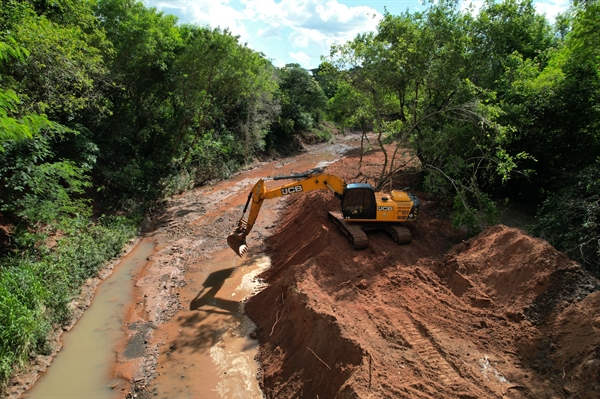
[246,151,600,399]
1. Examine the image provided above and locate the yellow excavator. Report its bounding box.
[227,168,420,257]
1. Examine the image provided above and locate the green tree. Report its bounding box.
[471,0,556,90]
[327,34,386,171]
[169,25,278,181]
[524,0,600,273]
[95,1,279,199]
[313,61,340,99]
[0,36,95,235]
[267,63,328,152]
[328,1,532,232]
[0,38,51,150]
[1,0,109,124]
[0,134,92,235]
[91,0,183,202]
[533,160,600,273]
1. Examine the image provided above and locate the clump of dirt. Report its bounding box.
[246,148,600,398]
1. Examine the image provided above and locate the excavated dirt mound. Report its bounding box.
[246,150,600,398]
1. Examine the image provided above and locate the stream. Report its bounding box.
[21,134,360,399]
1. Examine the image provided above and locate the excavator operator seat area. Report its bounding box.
[341,183,377,219]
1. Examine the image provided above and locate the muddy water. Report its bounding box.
[145,139,356,398]
[150,253,270,399]
[22,134,360,399]
[23,238,156,399]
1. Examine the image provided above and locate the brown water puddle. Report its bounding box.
[149,253,270,399]
[23,238,156,399]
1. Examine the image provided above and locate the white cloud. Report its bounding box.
[243,0,381,47]
[289,27,329,48]
[148,0,249,39]
[534,0,570,22]
[148,0,380,49]
[289,51,312,65]
[142,0,386,68]
[257,24,283,38]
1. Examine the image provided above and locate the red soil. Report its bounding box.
[246,150,600,399]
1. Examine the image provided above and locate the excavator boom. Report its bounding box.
[227,170,345,256]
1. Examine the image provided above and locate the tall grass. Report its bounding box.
[0,215,138,386]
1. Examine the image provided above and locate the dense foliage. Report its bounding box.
[325,0,599,269]
[266,63,328,151]
[0,215,137,383]
[0,0,598,388]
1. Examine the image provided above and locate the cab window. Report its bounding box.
[342,187,376,219]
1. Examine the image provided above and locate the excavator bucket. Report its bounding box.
[227,227,248,257]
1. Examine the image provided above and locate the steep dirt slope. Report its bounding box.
[246,152,600,399]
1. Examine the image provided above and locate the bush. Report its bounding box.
[532,160,600,275]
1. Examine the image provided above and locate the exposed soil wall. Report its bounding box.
[246,150,600,399]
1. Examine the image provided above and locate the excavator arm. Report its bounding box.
[227,170,346,257]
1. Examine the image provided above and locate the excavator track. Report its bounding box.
[387,224,412,244]
[328,212,412,248]
[362,223,412,244]
[327,212,369,249]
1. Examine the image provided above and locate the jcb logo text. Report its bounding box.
[282,185,303,195]
[378,206,393,211]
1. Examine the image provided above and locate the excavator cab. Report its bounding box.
[341,183,377,220]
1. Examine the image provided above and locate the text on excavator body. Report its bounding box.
[281,185,303,195]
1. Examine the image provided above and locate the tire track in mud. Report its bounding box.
[373,306,492,398]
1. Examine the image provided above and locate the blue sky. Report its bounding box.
[143,0,570,70]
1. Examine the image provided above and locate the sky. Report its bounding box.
[143,0,570,70]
